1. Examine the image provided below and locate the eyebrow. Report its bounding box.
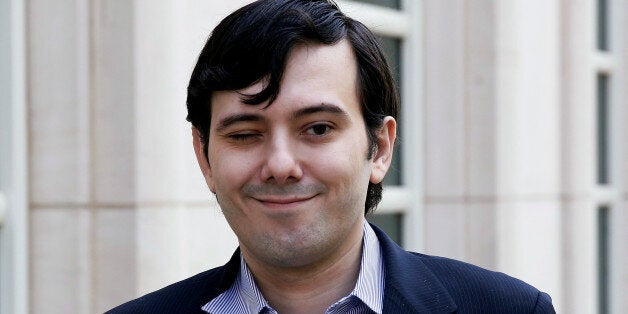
[291,103,350,120]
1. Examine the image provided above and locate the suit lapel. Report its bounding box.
[192,249,241,311]
[371,224,457,313]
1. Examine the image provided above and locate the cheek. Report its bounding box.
[307,141,371,186]
[209,149,258,191]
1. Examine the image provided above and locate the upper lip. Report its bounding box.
[254,195,315,204]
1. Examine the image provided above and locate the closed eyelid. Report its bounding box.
[215,114,264,133]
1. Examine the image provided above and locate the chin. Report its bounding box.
[253,229,332,267]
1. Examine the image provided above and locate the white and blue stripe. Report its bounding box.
[202,220,384,314]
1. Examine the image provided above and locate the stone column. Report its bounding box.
[423,0,563,309]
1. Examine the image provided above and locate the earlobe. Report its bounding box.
[370,116,396,184]
[192,127,216,192]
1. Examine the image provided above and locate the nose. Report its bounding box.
[260,132,303,185]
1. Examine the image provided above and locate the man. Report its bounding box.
[108,0,555,313]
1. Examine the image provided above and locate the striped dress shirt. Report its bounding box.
[202,221,384,314]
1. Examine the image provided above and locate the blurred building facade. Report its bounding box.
[1,0,626,313]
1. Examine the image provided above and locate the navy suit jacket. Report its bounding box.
[107,225,555,313]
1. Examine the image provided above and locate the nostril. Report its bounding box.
[261,155,303,184]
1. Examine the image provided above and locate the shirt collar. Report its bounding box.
[203,220,384,314]
[349,221,384,313]
[239,254,273,313]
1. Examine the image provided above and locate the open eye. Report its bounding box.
[304,123,332,136]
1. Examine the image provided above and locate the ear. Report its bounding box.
[192,127,215,192]
[370,116,396,184]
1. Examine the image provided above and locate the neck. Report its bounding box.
[243,222,364,314]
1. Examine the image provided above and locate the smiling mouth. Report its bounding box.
[254,195,316,205]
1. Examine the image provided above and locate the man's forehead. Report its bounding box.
[209,40,360,124]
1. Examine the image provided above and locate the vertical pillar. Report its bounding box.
[91,0,138,311]
[423,0,468,262]
[560,0,601,313]
[494,0,563,309]
[28,0,92,312]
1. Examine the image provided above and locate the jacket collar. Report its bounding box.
[195,248,242,310]
[371,224,458,313]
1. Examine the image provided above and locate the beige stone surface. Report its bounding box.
[560,200,597,314]
[494,0,561,197]
[465,0,498,198]
[424,203,466,261]
[465,203,497,270]
[30,208,91,314]
[134,205,238,296]
[92,0,136,204]
[135,206,184,295]
[496,200,562,307]
[94,209,136,312]
[178,206,238,276]
[28,0,90,204]
[559,0,596,196]
[624,85,628,196]
[180,145,212,203]
[423,0,466,198]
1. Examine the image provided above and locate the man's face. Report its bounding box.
[194,39,393,269]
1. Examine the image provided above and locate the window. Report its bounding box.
[596,73,610,185]
[351,0,400,10]
[338,0,423,250]
[597,206,609,314]
[379,35,402,187]
[593,0,621,312]
[597,0,609,51]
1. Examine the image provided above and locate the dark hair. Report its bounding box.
[186,0,399,215]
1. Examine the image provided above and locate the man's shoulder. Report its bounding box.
[372,225,554,312]
[409,252,554,312]
[105,265,228,314]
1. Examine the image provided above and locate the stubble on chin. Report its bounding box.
[245,222,331,269]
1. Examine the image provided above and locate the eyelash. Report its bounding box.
[228,133,258,141]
